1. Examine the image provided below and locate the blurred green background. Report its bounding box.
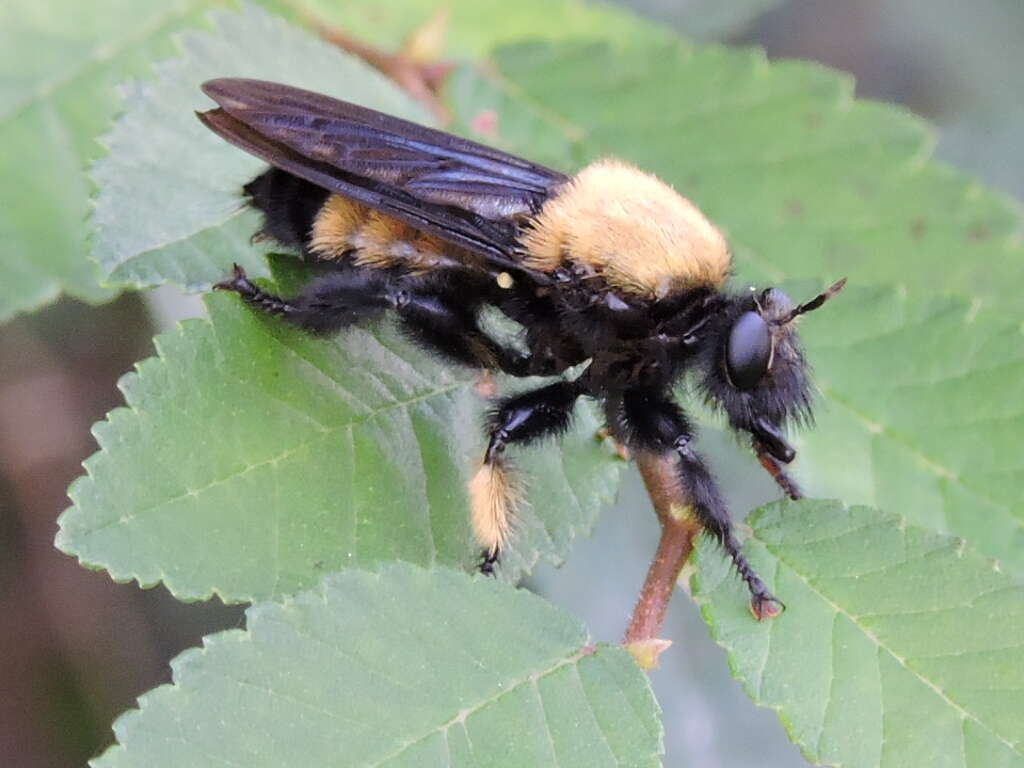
[1,1,1021,765]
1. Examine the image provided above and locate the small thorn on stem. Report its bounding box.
[625,638,673,670]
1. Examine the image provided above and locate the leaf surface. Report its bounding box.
[298,0,672,58]
[693,500,1024,768]
[799,287,1024,573]
[625,0,785,41]
[0,0,227,321]
[94,563,662,767]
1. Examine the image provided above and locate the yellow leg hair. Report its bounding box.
[467,456,521,562]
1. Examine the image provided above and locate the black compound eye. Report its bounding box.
[725,311,772,390]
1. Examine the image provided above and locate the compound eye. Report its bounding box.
[725,311,772,390]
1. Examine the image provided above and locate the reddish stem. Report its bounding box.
[624,452,703,645]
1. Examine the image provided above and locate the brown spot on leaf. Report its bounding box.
[785,199,805,218]
[471,108,499,140]
[804,111,820,128]
[968,223,992,242]
[910,217,926,240]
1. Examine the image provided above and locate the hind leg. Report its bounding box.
[215,263,394,334]
[216,264,531,374]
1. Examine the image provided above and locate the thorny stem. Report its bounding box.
[624,451,704,650]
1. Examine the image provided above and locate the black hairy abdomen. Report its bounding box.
[244,168,330,252]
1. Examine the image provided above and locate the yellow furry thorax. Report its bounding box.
[519,158,731,299]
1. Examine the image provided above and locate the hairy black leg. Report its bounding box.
[471,379,587,574]
[215,264,535,374]
[484,380,586,462]
[608,388,783,619]
[395,291,530,376]
[214,263,394,334]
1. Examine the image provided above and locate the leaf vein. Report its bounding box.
[765,539,1022,756]
[367,647,591,767]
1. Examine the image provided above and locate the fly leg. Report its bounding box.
[471,379,586,573]
[216,264,534,376]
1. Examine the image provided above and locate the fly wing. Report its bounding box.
[198,78,568,272]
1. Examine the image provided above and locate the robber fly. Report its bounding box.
[198,78,844,619]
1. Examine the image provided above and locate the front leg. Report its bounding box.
[753,438,802,500]
[607,388,783,619]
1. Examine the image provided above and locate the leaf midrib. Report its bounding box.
[367,647,591,767]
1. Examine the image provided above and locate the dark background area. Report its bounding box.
[1,1,1020,765]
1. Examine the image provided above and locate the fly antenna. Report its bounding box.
[775,277,847,325]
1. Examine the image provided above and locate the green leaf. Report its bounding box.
[298,0,672,58]
[90,4,431,290]
[0,0,226,322]
[57,260,623,602]
[93,563,663,767]
[624,0,785,41]
[799,286,1024,574]
[692,500,1024,768]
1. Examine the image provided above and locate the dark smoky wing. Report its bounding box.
[198,108,518,267]
[199,78,568,265]
[200,78,563,199]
